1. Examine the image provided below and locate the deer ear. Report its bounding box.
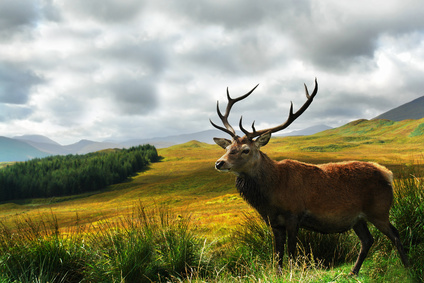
[254,133,271,148]
[213,138,232,149]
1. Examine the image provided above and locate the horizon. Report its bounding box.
[5,91,423,146]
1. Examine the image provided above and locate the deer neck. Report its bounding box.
[235,151,277,211]
[238,151,277,181]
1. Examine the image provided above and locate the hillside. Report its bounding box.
[0,118,423,282]
[374,95,424,121]
[1,118,423,230]
[1,125,331,162]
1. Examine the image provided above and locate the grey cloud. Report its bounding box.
[67,0,144,22]
[0,105,32,122]
[44,94,89,127]
[108,78,158,116]
[0,0,61,40]
[166,0,308,30]
[313,90,395,122]
[41,0,62,22]
[0,0,423,144]
[270,1,424,71]
[104,39,169,74]
[180,31,288,76]
[0,0,40,39]
[0,62,44,104]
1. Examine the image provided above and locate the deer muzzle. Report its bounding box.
[215,160,229,172]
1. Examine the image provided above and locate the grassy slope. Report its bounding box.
[0,118,424,237]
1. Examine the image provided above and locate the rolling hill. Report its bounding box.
[0,125,332,162]
[1,113,422,283]
[1,117,423,233]
[2,93,423,162]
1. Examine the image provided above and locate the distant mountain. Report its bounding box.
[0,136,50,162]
[0,124,332,162]
[13,134,68,155]
[63,140,123,154]
[14,135,60,145]
[120,130,222,148]
[374,96,424,121]
[120,125,333,148]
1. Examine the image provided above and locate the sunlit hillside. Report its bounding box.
[1,118,424,282]
[1,118,424,235]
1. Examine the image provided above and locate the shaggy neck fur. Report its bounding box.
[235,152,278,212]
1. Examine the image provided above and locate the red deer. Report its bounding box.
[210,78,409,275]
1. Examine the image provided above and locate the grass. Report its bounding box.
[1,118,424,281]
[0,176,421,282]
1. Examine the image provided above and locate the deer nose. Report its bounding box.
[215,160,225,170]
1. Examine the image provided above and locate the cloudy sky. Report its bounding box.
[1,0,424,145]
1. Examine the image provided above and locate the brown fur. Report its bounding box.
[214,136,409,275]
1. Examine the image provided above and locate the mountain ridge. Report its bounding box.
[374,95,424,121]
[0,125,331,162]
[2,94,423,162]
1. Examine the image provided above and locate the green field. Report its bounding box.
[0,118,423,282]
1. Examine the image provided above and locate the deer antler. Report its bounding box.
[240,78,318,139]
[210,84,259,138]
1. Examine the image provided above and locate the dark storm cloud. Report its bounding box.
[0,62,44,104]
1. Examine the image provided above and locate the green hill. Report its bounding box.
[1,118,423,229]
[323,118,424,138]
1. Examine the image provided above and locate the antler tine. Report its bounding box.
[239,116,259,137]
[242,78,318,140]
[209,119,235,137]
[210,84,259,138]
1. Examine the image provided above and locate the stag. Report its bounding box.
[210,78,409,275]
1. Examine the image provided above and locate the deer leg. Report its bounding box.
[286,217,299,259]
[272,226,286,267]
[371,220,409,268]
[351,220,374,275]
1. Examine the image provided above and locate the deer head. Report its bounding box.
[210,78,318,175]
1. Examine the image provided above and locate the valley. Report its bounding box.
[1,118,424,282]
[1,118,424,236]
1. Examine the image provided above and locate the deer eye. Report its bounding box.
[242,148,250,154]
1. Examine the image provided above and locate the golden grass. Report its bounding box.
[1,119,424,238]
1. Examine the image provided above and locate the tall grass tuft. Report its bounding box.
[89,202,210,282]
[218,213,274,275]
[222,212,358,273]
[392,162,424,281]
[296,230,358,267]
[0,213,89,283]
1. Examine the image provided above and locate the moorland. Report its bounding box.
[0,118,423,282]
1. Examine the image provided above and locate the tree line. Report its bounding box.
[0,145,159,202]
